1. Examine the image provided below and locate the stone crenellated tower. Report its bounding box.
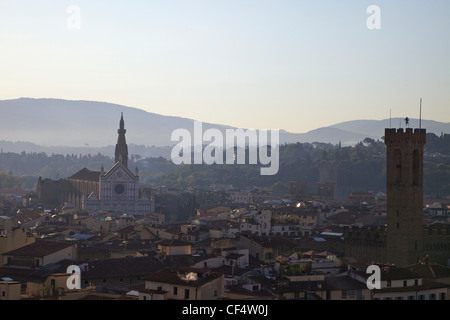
[344,126,450,266]
[115,112,129,168]
[384,127,426,266]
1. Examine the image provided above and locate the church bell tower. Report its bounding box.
[115,113,129,168]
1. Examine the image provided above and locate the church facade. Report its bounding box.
[37,114,154,216]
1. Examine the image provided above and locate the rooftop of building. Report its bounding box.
[243,235,297,248]
[143,267,223,287]
[69,168,101,182]
[2,240,75,257]
[373,279,449,294]
[405,257,450,279]
[157,239,192,247]
[79,256,162,279]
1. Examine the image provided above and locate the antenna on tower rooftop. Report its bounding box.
[390,109,392,128]
[419,98,423,130]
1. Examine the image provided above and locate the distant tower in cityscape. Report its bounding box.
[115,113,129,168]
[384,126,427,266]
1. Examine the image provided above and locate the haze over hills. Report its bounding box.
[0,98,449,158]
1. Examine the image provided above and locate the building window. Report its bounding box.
[413,149,420,186]
[173,287,178,295]
[184,289,190,300]
[394,149,402,184]
[415,279,419,286]
[214,290,218,297]
[440,293,446,300]
[387,280,392,288]
[114,184,125,195]
[403,281,407,287]
[1,291,5,297]
[429,293,436,300]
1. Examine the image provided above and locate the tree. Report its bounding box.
[271,181,288,193]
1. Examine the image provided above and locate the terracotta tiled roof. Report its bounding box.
[117,226,135,234]
[302,250,333,258]
[2,240,74,257]
[89,239,154,253]
[352,266,422,282]
[144,267,223,287]
[271,281,323,294]
[373,279,450,294]
[177,267,212,275]
[407,263,450,279]
[69,168,101,182]
[158,239,191,247]
[379,268,422,281]
[323,275,368,291]
[248,235,296,248]
[161,254,216,269]
[81,256,162,279]
[0,266,51,279]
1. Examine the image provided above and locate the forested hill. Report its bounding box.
[0,133,449,199]
[1,98,449,149]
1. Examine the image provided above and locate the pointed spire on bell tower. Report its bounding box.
[115,113,129,168]
[119,112,125,130]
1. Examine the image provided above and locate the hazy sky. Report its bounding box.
[0,0,449,133]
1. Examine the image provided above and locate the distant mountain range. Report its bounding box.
[0,98,449,157]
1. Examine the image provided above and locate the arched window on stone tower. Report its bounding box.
[394,149,402,184]
[413,149,420,186]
